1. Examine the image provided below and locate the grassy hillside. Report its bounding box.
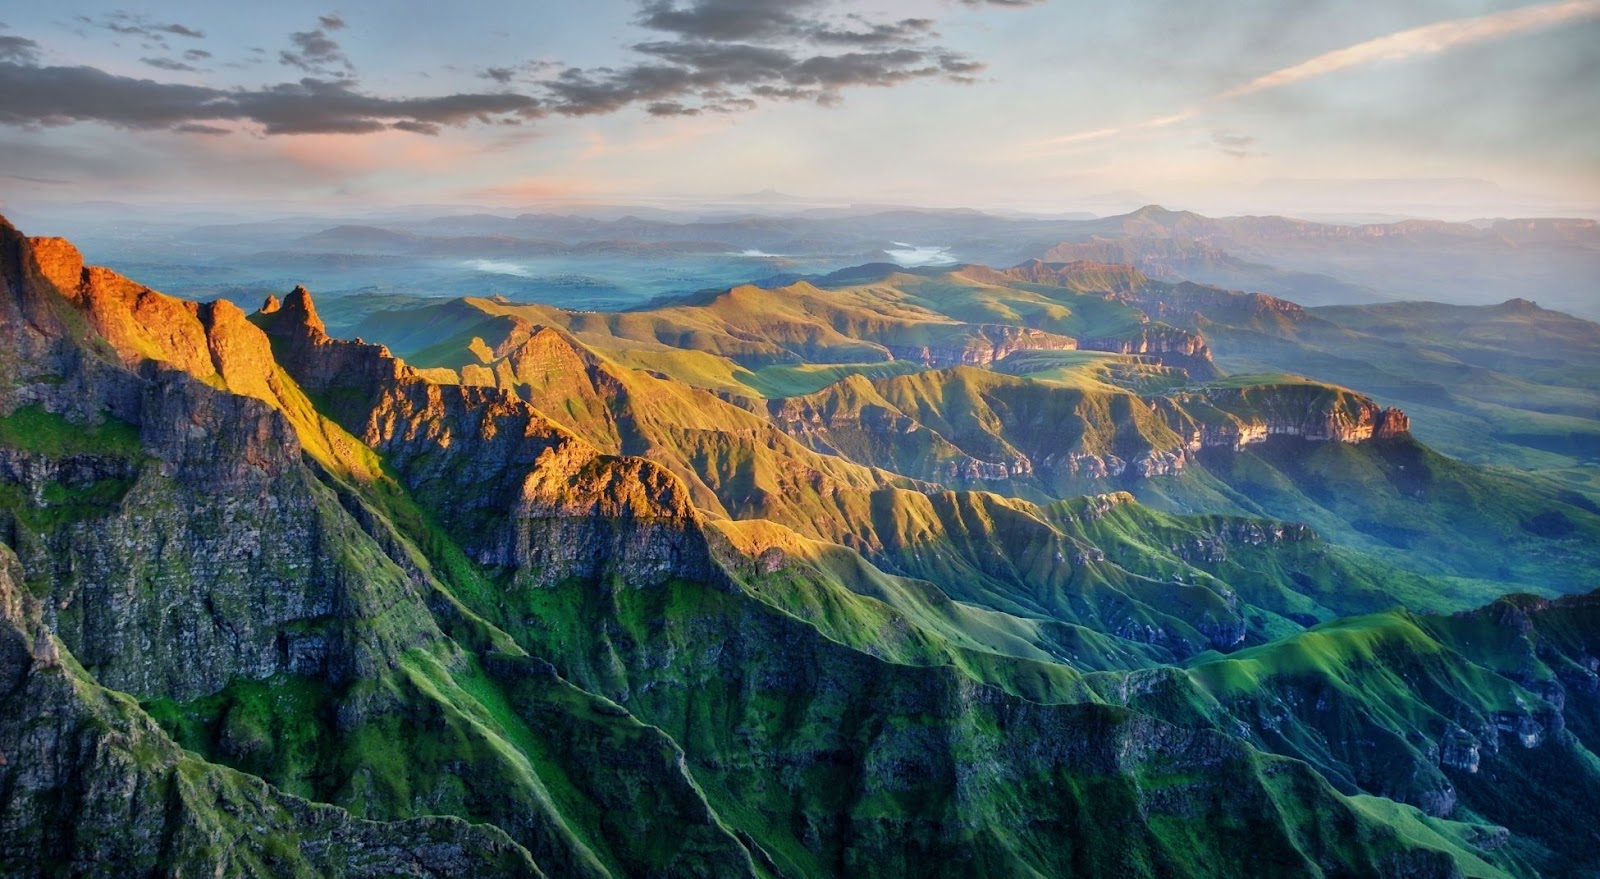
[345,270,1600,607]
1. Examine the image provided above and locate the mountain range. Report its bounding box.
[3,213,1599,877]
[35,202,1600,321]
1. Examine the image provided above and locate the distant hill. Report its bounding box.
[1032,206,1600,318]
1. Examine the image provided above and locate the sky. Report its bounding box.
[0,0,1596,219]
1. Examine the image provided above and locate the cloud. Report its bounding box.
[1219,0,1600,100]
[0,35,39,64]
[80,12,206,44]
[811,18,936,46]
[141,57,199,73]
[534,0,988,116]
[1211,130,1256,158]
[0,63,545,135]
[638,0,938,45]
[479,58,560,85]
[0,0,1029,137]
[636,0,822,41]
[1034,0,1600,152]
[542,42,970,116]
[280,15,354,77]
[390,119,440,134]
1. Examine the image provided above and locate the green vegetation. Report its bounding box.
[992,348,1191,394]
[1203,298,1600,490]
[0,404,141,458]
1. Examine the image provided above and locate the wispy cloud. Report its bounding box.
[1032,0,1600,152]
[1211,130,1256,159]
[1222,0,1600,98]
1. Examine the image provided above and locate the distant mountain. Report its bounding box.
[1033,206,1600,318]
[49,201,1593,323]
[297,223,421,250]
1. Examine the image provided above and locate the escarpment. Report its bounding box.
[883,323,1079,368]
[0,546,541,878]
[1077,324,1216,379]
[254,288,717,584]
[0,231,445,701]
[772,367,1411,495]
[1166,384,1411,450]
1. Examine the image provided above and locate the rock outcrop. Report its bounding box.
[0,540,543,877]
[884,323,1078,368]
[0,230,445,702]
[773,367,1411,500]
[1168,386,1411,450]
[1078,325,1216,379]
[255,287,717,586]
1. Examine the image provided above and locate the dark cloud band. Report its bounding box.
[0,0,1043,135]
[0,63,545,135]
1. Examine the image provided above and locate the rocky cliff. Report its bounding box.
[883,322,1079,368]
[1077,325,1217,378]
[0,222,776,877]
[773,368,1410,493]
[1167,384,1411,451]
[0,227,443,703]
[253,288,716,586]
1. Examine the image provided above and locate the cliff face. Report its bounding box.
[884,323,1078,368]
[0,231,444,703]
[1077,325,1217,379]
[0,544,541,878]
[1121,280,1306,328]
[982,259,1222,378]
[1168,386,1411,451]
[773,369,1411,496]
[0,223,620,875]
[1142,590,1600,873]
[0,225,783,877]
[254,289,716,586]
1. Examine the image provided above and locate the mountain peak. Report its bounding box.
[275,284,327,337]
[26,236,85,295]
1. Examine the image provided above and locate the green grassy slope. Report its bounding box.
[1189,296,1600,490]
[342,271,1600,629]
[1146,593,1600,878]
